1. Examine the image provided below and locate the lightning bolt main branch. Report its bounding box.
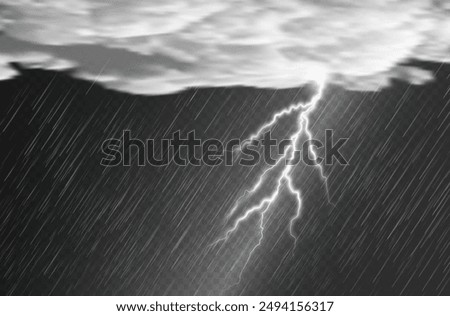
[214,81,332,283]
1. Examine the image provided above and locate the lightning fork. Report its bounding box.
[214,80,333,284]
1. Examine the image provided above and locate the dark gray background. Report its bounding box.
[0,62,448,295]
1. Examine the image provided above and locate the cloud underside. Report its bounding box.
[0,0,449,94]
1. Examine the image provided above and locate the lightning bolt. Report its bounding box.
[213,80,333,285]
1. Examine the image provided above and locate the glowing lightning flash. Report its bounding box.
[213,80,333,284]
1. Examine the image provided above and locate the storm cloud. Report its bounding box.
[0,0,449,94]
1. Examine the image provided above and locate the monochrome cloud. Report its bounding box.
[0,0,448,94]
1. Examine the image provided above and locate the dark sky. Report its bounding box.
[0,63,448,295]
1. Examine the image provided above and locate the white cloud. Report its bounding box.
[0,0,448,94]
